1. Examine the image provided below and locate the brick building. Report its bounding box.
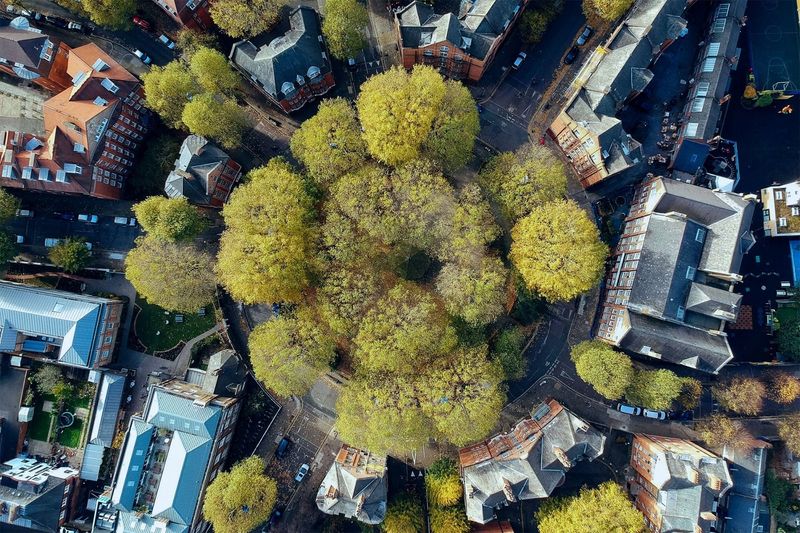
[0,43,149,199]
[0,16,70,93]
[230,7,335,113]
[0,280,124,369]
[151,0,213,30]
[396,0,528,82]
[164,135,241,208]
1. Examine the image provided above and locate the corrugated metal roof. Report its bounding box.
[0,281,110,367]
[151,431,213,525]
[145,388,221,439]
[116,511,189,533]
[80,442,105,481]
[89,372,125,447]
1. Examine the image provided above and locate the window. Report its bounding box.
[695,228,707,242]
[776,190,784,200]
[779,217,788,227]
[707,42,721,56]
[104,335,113,343]
[691,97,704,113]
[712,17,726,33]
[73,142,85,153]
[131,465,139,472]
[703,57,716,72]
[792,206,800,216]
[440,46,449,57]
[696,82,710,97]
[685,122,699,137]
[135,449,143,456]
[716,3,730,17]
[686,266,696,280]
[676,306,685,320]
[100,78,119,93]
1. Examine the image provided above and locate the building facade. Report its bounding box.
[760,180,800,237]
[629,434,732,532]
[0,16,71,93]
[0,281,123,369]
[151,0,213,30]
[230,7,334,113]
[548,0,687,188]
[396,0,529,82]
[0,43,149,200]
[316,445,388,524]
[459,399,605,524]
[99,377,242,532]
[596,176,755,373]
[0,457,81,531]
[164,135,241,208]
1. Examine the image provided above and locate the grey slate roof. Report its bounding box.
[722,441,770,533]
[620,313,732,373]
[397,0,522,61]
[0,25,47,68]
[230,7,330,101]
[0,281,114,368]
[145,387,221,439]
[80,441,105,481]
[88,371,125,448]
[0,469,64,531]
[201,349,246,397]
[111,419,154,511]
[316,446,388,524]
[462,404,605,524]
[685,282,742,320]
[164,135,235,205]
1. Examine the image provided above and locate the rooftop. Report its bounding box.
[316,445,388,524]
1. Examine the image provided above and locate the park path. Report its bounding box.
[172,323,227,379]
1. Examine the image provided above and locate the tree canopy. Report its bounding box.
[425,458,462,507]
[176,29,219,60]
[30,364,66,396]
[492,326,526,380]
[511,200,607,302]
[695,414,750,450]
[202,457,277,533]
[290,98,367,187]
[216,160,316,304]
[536,482,645,533]
[435,256,508,326]
[712,377,766,415]
[125,237,216,312]
[0,188,20,223]
[0,232,16,264]
[479,145,567,222]
[322,0,368,60]
[209,0,281,38]
[769,372,800,404]
[570,341,633,400]
[249,310,336,397]
[777,414,800,455]
[583,0,634,21]
[182,93,247,149]
[188,47,241,94]
[382,495,424,533]
[133,196,205,242]
[357,66,477,170]
[430,506,469,533]
[65,0,135,29]
[625,369,685,411]
[777,315,800,361]
[49,238,90,273]
[142,62,198,129]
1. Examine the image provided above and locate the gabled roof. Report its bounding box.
[460,400,605,524]
[151,431,213,525]
[316,445,388,524]
[89,372,125,447]
[0,25,47,68]
[0,281,111,368]
[165,135,237,206]
[116,511,189,533]
[111,419,155,511]
[230,7,329,100]
[145,387,221,438]
[461,0,521,35]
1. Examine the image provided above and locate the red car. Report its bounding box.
[132,16,151,30]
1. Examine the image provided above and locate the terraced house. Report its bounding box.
[0,16,70,93]
[151,0,213,30]
[0,43,149,199]
[596,176,755,373]
[0,281,123,369]
[396,0,528,81]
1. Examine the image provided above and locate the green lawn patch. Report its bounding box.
[134,298,216,353]
[57,418,84,448]
[29,410,52,442]
[776,305,799,326]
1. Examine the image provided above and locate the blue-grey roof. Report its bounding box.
[0,281,113,368]
[80,442,106,481]
[111,419,155,511]
[165,135,235,205]
[151,431,213,525]
[145,388,221,439]
[89,372,125,447]
[723,442,770,533]
[116,511,189,533]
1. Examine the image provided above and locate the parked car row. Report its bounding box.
[14,209,134,225]
[5,6,95,34]
[563,25,594,65]
[615,403,694,421]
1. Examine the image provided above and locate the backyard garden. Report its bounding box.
[131,297,217,354]
[25,365,93,449]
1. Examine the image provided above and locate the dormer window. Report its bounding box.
[101,78,119,94]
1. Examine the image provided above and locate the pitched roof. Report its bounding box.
[164,135,237,205]
[230,7,330,101]
[316,445,388,524]
[460,400,605,524]
[151,431,213,525]
[88,372,125,447]
[722,440,771,533]
[111,419,155,511]
[0,281,112,368]
[145,387,221,439]
[0,25,47,68]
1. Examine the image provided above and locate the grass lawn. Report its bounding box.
[29,411,53,442]
[57,418,84,448]
[776,305,799,326]
[135,298,216,353]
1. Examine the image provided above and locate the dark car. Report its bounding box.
[44,15,68,28]
[576,25,594,46]
[54,211,76,221]
[275,437,290,458]
[564,46,580,65]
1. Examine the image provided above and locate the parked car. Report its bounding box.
[78,214,99,223]
[84,242,93,251]
[158,34,176,49]
[133,49,151,65]
[564,46,580,65]
[66,21,82,31]
[643,409,666,420]
[16,209,33,217]
[113,216,130,225]
[44,238,61,248]
[512,51,527,69]
[44,15,68,28]
[576,25,594,46]
[15,235,24,244]
[294,463,309,483]
[669,409,694,421]
[54,211,75,221]
[275,437,290,458]
[616,403,641,416]
[5,5,31,16]
[132,15,151,30]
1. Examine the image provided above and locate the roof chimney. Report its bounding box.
[687,466,700,484]
[502,478,517,502]
[708,475,722,491]
[554,447,573,468]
